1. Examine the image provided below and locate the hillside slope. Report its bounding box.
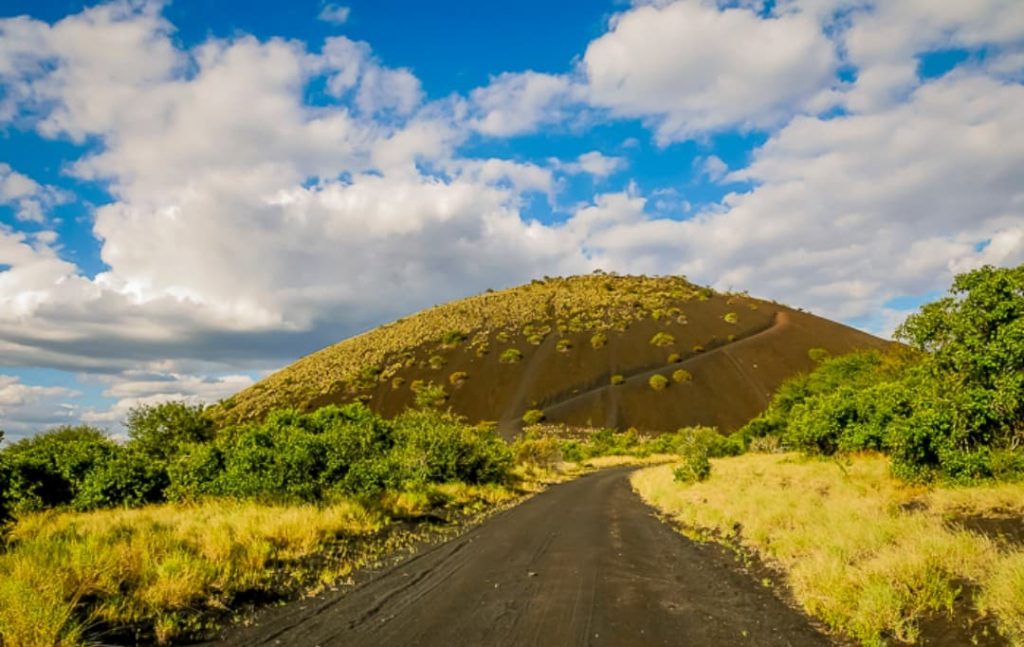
[216,274,889,435]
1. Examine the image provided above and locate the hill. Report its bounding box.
[215,273,890,435]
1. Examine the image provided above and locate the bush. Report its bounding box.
[3,426,116,512]
[499,348,523,363]
[673,453,710,483]
[513,432,562,468]
[522,409,545,425]
[428,355,446,369]
[672,369,692,383]
[723,312,738,324]
[590,332,608,349]
[610,374,625,386]
[448,371,468,387]
[667,353,681,363]
[649,374,669,391]
[556,338,572,353]
[650,332,675,347]
[413,381,448,409]
[75,447,169,510]
[125,401,214,463]
[0,435,12,528]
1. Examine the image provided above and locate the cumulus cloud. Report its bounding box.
[582,0,837,142]
[80,371,255,424]
[469,71,579,136]
[0,374,81,438]
[0,163,67,222]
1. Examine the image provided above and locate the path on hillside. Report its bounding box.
[209,467,830,647]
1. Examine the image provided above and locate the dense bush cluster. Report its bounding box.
[741,264,1024,482]
[0,402,512,515]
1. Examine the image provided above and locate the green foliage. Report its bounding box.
[0,432,11,528]
[672,369,692,383]
[442,330,467,346]
[673,454,710,483]
[667,352,681,363]
[512,432,562,468]
[723,312,738,324]
[3,426,116,512]
[499,348,523,363]
[610,374,625,386]
[742,263,1024,482]
[75,447,169,510]
[590,331,608,349]
[522,409,545,425]
[808,347,831,363]
[649,332,675,347]
[649,374,669,391]
[428,355,446,369]
[413,381,448,409]
[555,338,572,353]
[448,371,468,386]
[125,401,214,463]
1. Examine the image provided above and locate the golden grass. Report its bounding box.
[0,483,520,647]
[217,274,716,423]
[631,453,1024,646]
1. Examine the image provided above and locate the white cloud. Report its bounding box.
[0,374,81,438]
[582,0,837,142]
[696,155,728,182]
[318,4,351,25]
[469,71,578,136]
[550,151,627,179]
[80,371,255,424]
[0,163,67,222]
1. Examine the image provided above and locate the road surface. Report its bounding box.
[210,467,830,646]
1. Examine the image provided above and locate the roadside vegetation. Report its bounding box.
[634,264,1024,646]
[0,403,704,646]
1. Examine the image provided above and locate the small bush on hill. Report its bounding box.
[672,369,692,383]
[590,332,608,349]
[413,382,448,409]
[522,409,545,425]
[723,312,738,324]
[556,339,572,353]
[667,352,681,363]
[649,332,675,347]
[610,374,625,386]
[649,374,669,391]
[512,431,562,468]
[428,355,446,369]
[499,348,523,363]
[448,371,468,387]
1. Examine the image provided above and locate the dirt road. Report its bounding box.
[210,468,830,646]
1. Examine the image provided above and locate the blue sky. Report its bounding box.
[1,0,1022,438]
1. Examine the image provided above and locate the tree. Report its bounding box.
[125,401,215,462]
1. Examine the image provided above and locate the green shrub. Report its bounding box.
[428,355,446,370]
[125,401,214,463]
[4,426,116,512]
[499,348,523,363]
[672,369,692,383]
[513,432,562,467]
[413,382,448,409]
[649,374,669,391]
[442,330,467,346]
[522,409,545,425]
[0,436,12,528]
[74,447,169,510]
[667,353,681,363]
[391,376,405,389]
[556,339,572,353]
[808,347,831,363]
[692,344,705,353]
[448,371,468,386]
[649,332,675,347]
[673,453,710,483]
[590,332,608,349]
[610,374,625,386]
[724,312,738,324]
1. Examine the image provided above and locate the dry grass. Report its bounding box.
[0,483,519,647]
[631,453,1024,646]
[216,274,711,423]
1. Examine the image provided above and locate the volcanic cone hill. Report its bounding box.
[214,274,890,436]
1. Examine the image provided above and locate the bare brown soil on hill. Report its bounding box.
[206,467,832,647]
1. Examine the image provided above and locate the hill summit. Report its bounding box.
[216,273,888,435]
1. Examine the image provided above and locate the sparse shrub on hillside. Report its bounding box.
[442,330,467,347]
[590,331,608,349]
[672,369,692,383]
[448,371,468,387]
[610,374,625,386]
[391,376,405,389]
[649,375,669,391]
[723,312,738,324]
[556,339,572,353]
[499,348,523,363]
[667,352,681,363]
[649,332,675,347]
[428,355,446,370]
[692,344,705,353]
[496,331,510,343]
[413,382,448,409]
[522,409,545,425]
[808,348,830,363]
